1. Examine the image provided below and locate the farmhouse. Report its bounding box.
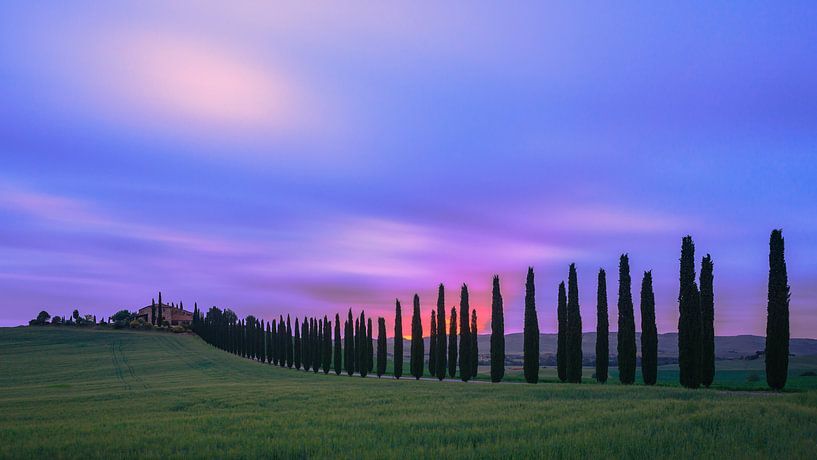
[135,303,193,326]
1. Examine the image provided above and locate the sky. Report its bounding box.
[1,2,816,338]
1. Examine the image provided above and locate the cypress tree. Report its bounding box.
[323,316,331,374]
[410,294,424,379]
[377,317,387,377]
[359,313,368,377]
[278,316,285,366]
[617,254,636,384]
[394,299,404,379]
[151,300,156,326]
[313,318,320,373]
[271,319,278,364]
[294,318,302,370]
[448,306,457,379]
[435,284,447,381]
[471,309,478,379]
[354,316,361,374]
[286,315,293,368]
[678,236,701,388]
[266,321,272,364]
[556,281,567,382]
[367,317,374,374]
[490,275,505,383]
[459,284,471,381]
[766,229,790,390]
[523,267,540,384]
[700,255,715,387]
[640,271,658,385]
[345,309,354,376]
[157,292,163,326]
[595,269,609,383]
[566,263,583,383]
[429,310,437,376]
[334,314,342,375]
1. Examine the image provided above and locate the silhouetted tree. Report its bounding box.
[640,271,658,385]
[429,310,437,376]
[490,275,505,383]
[766,229,790,390]
[459,284,471,381]
[323,317,331,374]
[157,292,163,326]
[523,267,539,383]
[567,263,583,383]
[354,316,361,374]
[286,315,293,368]
[595,269,609,383]
[345,310,354,376]
[367,317,374,374]
[394,299,404,379]
[678,236,701,388]
[151,300,156,326]
[266,321,272,364]
[435,284,447,381]
[334,313,342,375]
[448,306,457,379]
[471,309,478,379]
[377,317,387,377]
[410,294,424,379]
[294,318,302,370]
[556,281,567,382]
[617,254,636,385]
[700,255,715,387]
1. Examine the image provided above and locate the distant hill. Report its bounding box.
[389,333,817,361]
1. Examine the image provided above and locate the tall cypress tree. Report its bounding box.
[523,267,540,383]
[410,294,424,379]
[556,281,567,382]
[394,299,404,379]
[286,315,293,368]
[294,318,302,370]
[617,254,636,385]
[448,306,457,379]
[334,314,342,375]
[459,284,471,381]
[323,317,331,374]
[435,284,447,381]
[377,317,387,377]
[595,269,609,383]
[566,263,583,383]
[471,309,478,379]
[367,317,374,374]
[678,236,701,388]
[640,271,658,385]
[766,229,790,390]
[429,310,437,377]
[345,310,354,376]
[151,300,156,326]
[266,321,272,364]
[157,292,163,326]
[313,318,321,373]
[359,312,368,377]
[490,275,505,383]
[354,316,361,374]
[700,255,715,387]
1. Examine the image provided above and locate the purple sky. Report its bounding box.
[1,2,816,337]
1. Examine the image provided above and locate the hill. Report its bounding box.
[1,327,816,458]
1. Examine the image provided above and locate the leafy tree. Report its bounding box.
[334,313,342,375]
[394,299,404,379]
[410,294,424,379]
[471,309,478,379]
[700,255,715,387]
[766,229,790,390]
[640,271,658,385]
[617,254,636,385]
[556,281,567,382]
[448,306,457,379]
[31,310,51,326]
[377,317,387,377]
[523,267,540,383]
[566,263,583,383]
[435,284,447,381]
[490,275,505,383]
[459,284,471,381]
[429,310,437,376]
[595,269,609,383]
[678,236,701,388]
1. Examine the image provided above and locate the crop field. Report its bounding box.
[1,327,816,458]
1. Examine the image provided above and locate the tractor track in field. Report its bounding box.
[110,340,131,391]
[117,340,150,390]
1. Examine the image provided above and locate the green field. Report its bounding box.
[2,327,817,458]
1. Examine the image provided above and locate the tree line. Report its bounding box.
[191,230,791,390]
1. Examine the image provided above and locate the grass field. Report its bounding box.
[2,327,817,458]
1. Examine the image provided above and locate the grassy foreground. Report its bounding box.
[1,327,816,458]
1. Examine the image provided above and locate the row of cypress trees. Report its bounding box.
[192,230,790,389]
